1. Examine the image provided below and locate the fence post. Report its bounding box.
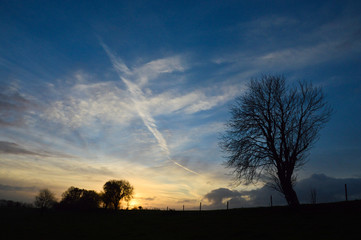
[227,201,229,210]
[270,195,273,207]
[200,202,202,211]
[183,205,184,211]
[345,184,348,201]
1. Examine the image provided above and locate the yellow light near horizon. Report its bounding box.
[128,199,140,209]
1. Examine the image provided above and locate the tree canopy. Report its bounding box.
[103,180,134,210]
[60,186,101,210]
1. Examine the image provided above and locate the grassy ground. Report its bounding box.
[1,201,361,240]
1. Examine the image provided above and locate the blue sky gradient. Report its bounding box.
[1,0,361,209]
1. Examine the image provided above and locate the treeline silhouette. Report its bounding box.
[2,199,361,240]
[57,187,101,210]
[0,199,33,208]
[34,179,135,211]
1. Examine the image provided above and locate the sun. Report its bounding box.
[128,199,140,209]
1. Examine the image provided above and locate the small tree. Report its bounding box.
[220,75,331,207]
[34,189,57,209]
[103,180,134,210]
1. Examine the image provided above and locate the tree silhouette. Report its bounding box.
[34,189,57,209]
[60,186,101,210]
[79,190,101,209]
[103,180,134,210]
[220,75,331,207]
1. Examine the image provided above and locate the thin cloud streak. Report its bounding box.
[101,42,199,175]
[213,14,361,75]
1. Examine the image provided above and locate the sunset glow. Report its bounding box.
[1,1,361,209]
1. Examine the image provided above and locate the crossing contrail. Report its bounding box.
[101,42,199,175]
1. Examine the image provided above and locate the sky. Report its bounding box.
[1,0,361,210]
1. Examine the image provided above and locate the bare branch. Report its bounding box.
[219,75,332,207]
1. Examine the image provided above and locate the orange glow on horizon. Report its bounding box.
[127,199,140,209]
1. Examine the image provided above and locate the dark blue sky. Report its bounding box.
[0,0,360,208]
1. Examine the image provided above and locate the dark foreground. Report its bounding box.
[1,201,361,240]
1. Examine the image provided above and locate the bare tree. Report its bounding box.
[103,180,134,210]
[220,75,331,207]
[34,189,57,209]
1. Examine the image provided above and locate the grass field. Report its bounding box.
[1,200,361,240]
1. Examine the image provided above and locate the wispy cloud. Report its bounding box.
[146,85,240,115]
[134,56,186,86]
[213,14,361,76]
[101,42,199,175]
[0,184,38,192]
[0,43,246,206]
[0,141,44,156]
[0,86,36,127]
[43,80,136,129]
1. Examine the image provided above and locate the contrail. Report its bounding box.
[101,42,199,175]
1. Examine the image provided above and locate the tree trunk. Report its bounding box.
[282,182,300,208]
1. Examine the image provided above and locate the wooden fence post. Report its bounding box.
[200,202,202,211]
[270,195,273,207]
[345,184,348,201]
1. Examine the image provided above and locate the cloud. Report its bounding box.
[204,188,241,204]
[41,61,234,131]
[0,141,76,159]
[0,184,39,203]
[0,184,37,192]
[217,37,361,76]
[52,161,114,176]
[182,86,240,114]
[138,197,156,201]
[214,14,361,75]
[0,141,46,156]
[101,42,200,175]
[134,56,186,86]
[203,186,283,209]
[203,174,361,209]
[0,45,246,205]
[0,63,235,201]
[295,174,361,203]
[37,57,241,141]
[43,80,137,129]
[252,36,361,71]
[177,198,197,204]
[0,151,114,178]
[0,86,35,127]
[143,83,242,117]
